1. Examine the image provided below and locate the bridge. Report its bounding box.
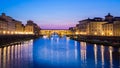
[40,29,72,37]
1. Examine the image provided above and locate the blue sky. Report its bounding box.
[0,0,120,29]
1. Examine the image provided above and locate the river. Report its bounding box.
[0,34,120,68]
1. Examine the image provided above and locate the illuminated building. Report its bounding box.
[102,13,114,36]
[89,17,107,35]
[0,17,8,34]
[13,20,25,34]
[1,13,16,32]
[113,21,120,36]
[102,16,120,36]
[74,25,80,35]
[25,20,40,35]
[78,18,90,35]
[0,13,41,35]
[72,13,120,36]
[102,23,113,36]
[77,18,107,35]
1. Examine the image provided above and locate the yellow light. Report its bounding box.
[11,31,14,34]
[22,32,25,34]
[26,32,28,34]
[102,32,104,35]
[3,31,6,34]
[80,32,87,35]
[94,32,97,35]
[75,32,79,35]
[110,33,113,35]
[7,31,10,34]
[23,32,25,34]
[15,32,18,34]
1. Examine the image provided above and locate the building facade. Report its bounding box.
[25,20,40,35]
[1,13,16,32]
[0,13,41,35]
[0,17,8,34]
[89,18,107,35]
[72,13,120,36]
[14,20,25,34]
[102,23,113,36]
[113,21,120,36]
[78,18,90,35]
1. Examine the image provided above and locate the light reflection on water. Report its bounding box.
[0,40,33,68]
[0,35,120,68]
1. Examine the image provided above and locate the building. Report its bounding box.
[14,20,25,34]
[89,17,107,35]
[113,17,120,36]
[69,27,77,35]
[105,13,114,23]
[75,24,80,34]
[77,18,107,35]
[0,13,16,32]
[102,23,113,36]
[102,15,120,36]
[0,17,8,34]
[70,13,120,36]
[25,20,40,35]
[78,18,90,35]
[0,13,41,35]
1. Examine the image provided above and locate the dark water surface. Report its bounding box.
[0,34,120,68]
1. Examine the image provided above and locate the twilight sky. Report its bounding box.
[0,0,120,29]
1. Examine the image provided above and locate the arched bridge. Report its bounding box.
[40,29,72,36]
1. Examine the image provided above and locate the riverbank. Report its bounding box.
[67,35,120,47]
[0,35,43,47]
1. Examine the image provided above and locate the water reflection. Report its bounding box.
[0,40,33,68]
[94,44,97,66]
[101,45,104,68]
[80,42,87,66]
[109,46,113,68]
[74,41,78,60]
[0,35,120,68]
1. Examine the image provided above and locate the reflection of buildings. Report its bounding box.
[80,42,86,63]
[70,13,120,36]
[94,44,97,65]
[101,45,105,68]
[94,44,105,68]
[93,44,115,68]
[74,41,78,60]
[109,46,113,68]
[0,40,33,68]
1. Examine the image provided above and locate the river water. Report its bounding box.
[0,34,120,68]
